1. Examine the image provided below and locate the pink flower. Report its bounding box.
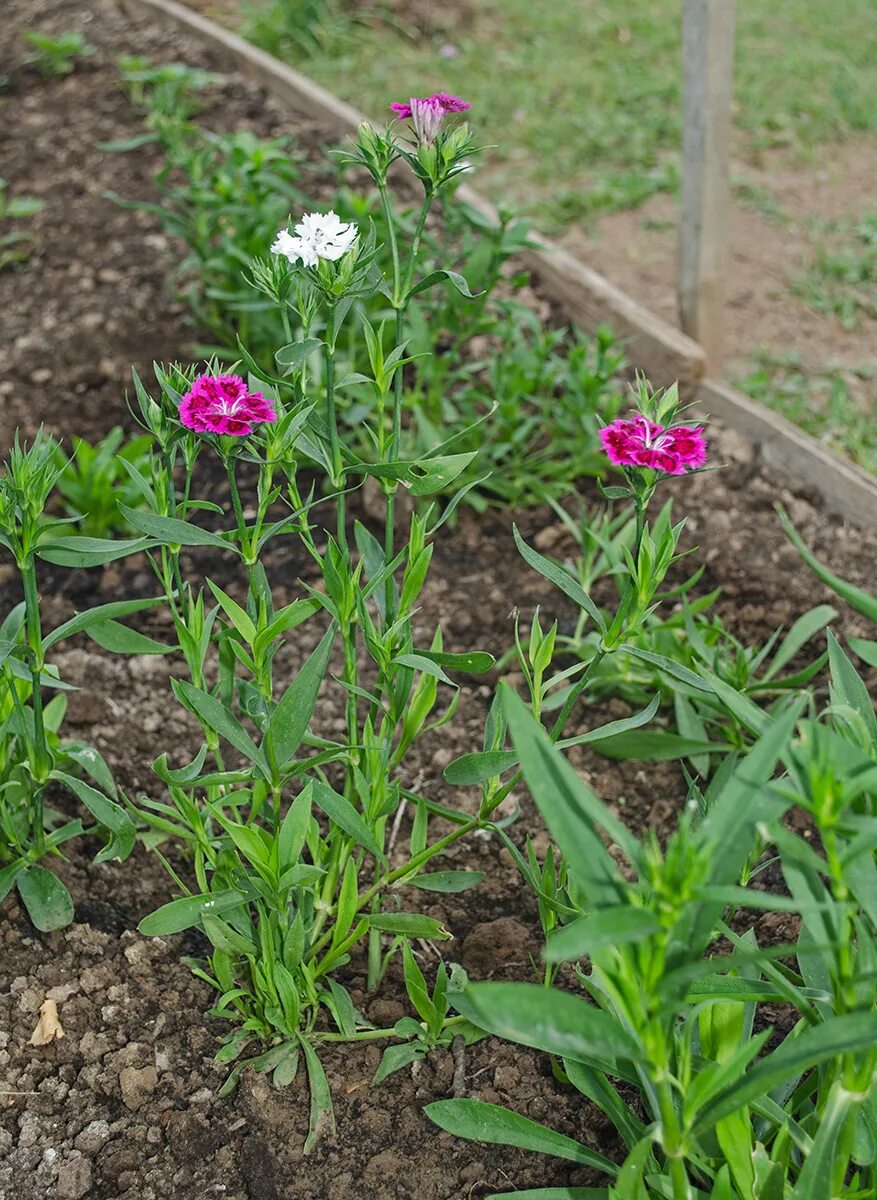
[390,92,471,143]
[178,374,277,437]
[599,414,707,475]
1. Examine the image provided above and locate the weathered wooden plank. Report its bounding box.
[680,0,736,367]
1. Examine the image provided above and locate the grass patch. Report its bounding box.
[794,211,877,329]
[734,353,877,473]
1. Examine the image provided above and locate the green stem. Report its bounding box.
[382,191,433,626]
[307,816,481,963]
[323,323,347,553]
[21,558,49,794]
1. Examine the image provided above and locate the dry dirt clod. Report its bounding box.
[119,1065,159,1112]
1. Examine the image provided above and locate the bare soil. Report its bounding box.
[2,3,877,1199]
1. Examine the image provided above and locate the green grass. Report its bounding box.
[794,211,877,329]
[247,0,877,225]
[734,353,877,473]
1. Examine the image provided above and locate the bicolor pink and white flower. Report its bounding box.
[178,374,277,437]
[390,92,471,143]
[271,210,357,268]
[599,414,707,475]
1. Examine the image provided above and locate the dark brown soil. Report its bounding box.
[2,3,877,1199]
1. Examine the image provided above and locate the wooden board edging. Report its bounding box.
[122,0,877,526]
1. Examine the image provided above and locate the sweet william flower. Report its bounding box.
[600,414,707,476]
[271,210,357,268]
[178,374,277,437]
[390,92,471,144]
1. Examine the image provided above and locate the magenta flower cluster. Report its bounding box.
[390,92,471,143]
[599,414,707,476]
[178,374,277,438]
[389,92,471,120]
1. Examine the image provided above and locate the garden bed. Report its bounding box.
[2,2,877,1199]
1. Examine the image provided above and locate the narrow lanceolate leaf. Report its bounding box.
[119,504,235,551]
[17,866,74,932]
[45,596,165,648]
[444,750,518,787]
[513,525,606,635]
[171,679,268,777]
[491,1190,610,1199]
[827,629,877,745]
[693,1011,877,1132]
[778,507,877,623]
[405,870,485,893]
[138,889,248,936]
[37,535,153,568]
[269,625,336,769]
[425,1099,617,1175]
[85,619,173,656]
[454,981,641,1065]
[52,771,135,862]
[544,907,661,963]
[368,912,451,940]
[299,1035,336,1154]
[501,684,634,900]
[311,780,383,860]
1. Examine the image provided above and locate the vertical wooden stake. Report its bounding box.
[679,0,736,368]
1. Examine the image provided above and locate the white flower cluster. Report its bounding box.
[271,210,357,268]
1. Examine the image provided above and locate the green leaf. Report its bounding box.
[408,268,481,300]
[369,912,451,939]
[299,1035,336,1154]
[544,907,661,963]
[694,1012,877,1132]
[0,861,24,903]
[513,526,606,635]
[827,629,877,745]
[270,626,336,768]
[373,1041,426,1085]
[444,750,518,786]
[138,889,248,936]
[171,679,269,776]
[45,596,164,649]
[37,535,153,567]
[119,504,234,551]
[275,338,322,372]
[413,649,495,674]
[311,779,383,860]
[360,453,477,497]
[52,771,135,862]
[406,870,485,893]
[207,579,257,644]
[492,1191,609,1199]
[620,644,715,694]
[778,507,877,623]
[85,619,173,655]
[455,981,641,1064]
[17,866,74,932]
[590,731,727,762]
[501,684,633,903]
[425,1099,617,1174]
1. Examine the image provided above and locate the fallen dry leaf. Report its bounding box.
[28,999,65,1046]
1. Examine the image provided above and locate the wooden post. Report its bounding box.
[679,0,736,368]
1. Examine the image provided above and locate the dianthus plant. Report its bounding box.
[0,432,139,930]
[125,99,494,1142]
